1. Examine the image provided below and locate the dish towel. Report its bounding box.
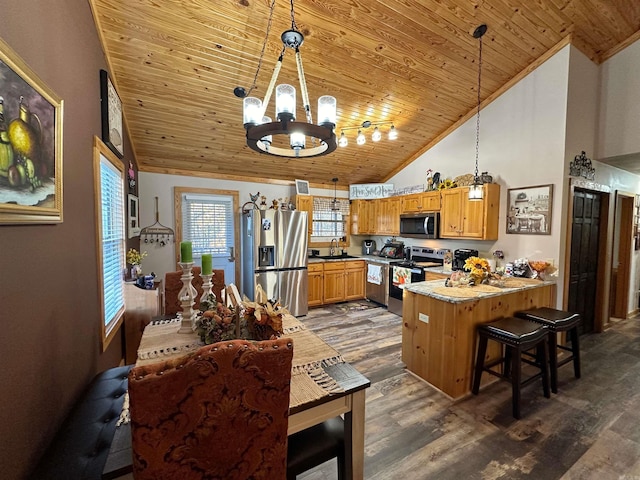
[367,264,382,285]
[393,266,412,287]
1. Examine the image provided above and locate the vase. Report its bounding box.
[131,264,142,278]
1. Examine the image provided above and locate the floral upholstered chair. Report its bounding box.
[128,338,294,480]
[164,267,225,315]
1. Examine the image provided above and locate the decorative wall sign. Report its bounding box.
[349,183,394,199]
[0,36,64,224]
[506,184,553,235]
[100,69,124,158]
[569,151,595,180]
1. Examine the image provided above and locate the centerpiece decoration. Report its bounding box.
[241,284,287,340]
[194,293,247,344]
[464,256,491,285]
[126,248,147,278]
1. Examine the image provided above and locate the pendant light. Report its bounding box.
[330,177,340,211]
[469,24,487,201]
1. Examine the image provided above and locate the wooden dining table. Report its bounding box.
[102,314,370,480]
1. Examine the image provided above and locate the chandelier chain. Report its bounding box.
[474,31,483,181]
[245,0,278,97]
[290,0,299,31]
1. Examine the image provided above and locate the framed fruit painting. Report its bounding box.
[0,36,63,224]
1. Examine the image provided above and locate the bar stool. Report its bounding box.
[472,317,551,419]
[515,307,581,393]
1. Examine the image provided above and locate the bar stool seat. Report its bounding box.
[472,317,551,419]
[515,307,581,393]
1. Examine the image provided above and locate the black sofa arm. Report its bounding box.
[30,365,132,480]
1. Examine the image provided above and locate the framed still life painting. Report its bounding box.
[100,69,124,159]
[0,36,64,224]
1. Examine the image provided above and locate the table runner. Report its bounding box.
[120,313,344,426]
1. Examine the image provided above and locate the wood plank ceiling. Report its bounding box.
[89,0,640,188]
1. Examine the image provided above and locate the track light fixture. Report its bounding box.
[338,120,397,147]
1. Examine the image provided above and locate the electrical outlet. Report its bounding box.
[419,313,429,323]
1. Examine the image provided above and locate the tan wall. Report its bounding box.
[0,2,133,477]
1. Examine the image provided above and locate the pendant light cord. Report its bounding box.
[474,31,483,182]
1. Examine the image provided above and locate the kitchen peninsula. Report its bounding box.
[401,278,556,399]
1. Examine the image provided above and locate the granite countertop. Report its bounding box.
[404,278,556,304]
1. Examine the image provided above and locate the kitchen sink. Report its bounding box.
[309,254,361,260]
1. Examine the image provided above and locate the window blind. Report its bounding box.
[181,194,234,258]
[99,156,125,329]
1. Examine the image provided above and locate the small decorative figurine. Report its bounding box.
[271,199,279,210]
[259,195,267,210]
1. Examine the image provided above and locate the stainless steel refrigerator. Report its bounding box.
[241,209,309,316]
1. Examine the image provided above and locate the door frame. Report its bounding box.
[562,178,611,333]
[611,191,635,319]
[173,186,241,285]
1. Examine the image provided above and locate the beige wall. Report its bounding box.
[0,2,131,477]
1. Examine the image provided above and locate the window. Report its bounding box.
[311,197,349,242]
[93,137,126,350]
[175,187,240,284]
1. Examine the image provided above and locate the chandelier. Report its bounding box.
[337,120,397,147]
[469,24,487,201]
[239,0,337,158]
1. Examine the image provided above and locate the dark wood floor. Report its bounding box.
[298,302,640,480]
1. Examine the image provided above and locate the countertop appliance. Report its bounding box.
[241,209,308,316]
[399,212,439,239]
[388,246,447,316]
[452,248,479,271]
[362,239,376,255]
[378,241,405,258]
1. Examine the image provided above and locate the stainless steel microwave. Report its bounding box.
[399,212,439,238]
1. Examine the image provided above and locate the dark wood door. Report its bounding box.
[568,189,601,334]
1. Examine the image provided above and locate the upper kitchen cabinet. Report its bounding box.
[376,197,401,235]
[401,191,441,213]
[295,195,313,238]
[351,199,378,235]
[440,184,500,240]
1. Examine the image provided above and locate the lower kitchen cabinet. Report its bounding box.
[308,263,324,307]
[345,261,366,300]
[308,260,366,306]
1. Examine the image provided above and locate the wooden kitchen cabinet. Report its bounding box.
[296,195,314,238]
[377,197,401,235]
[309,260,366,305]
[401,191,441,213]
[424,271,450,281]
[308,263,324,307]
[440,184,500,240]
[344,260,365,300]
[323,262,345,304]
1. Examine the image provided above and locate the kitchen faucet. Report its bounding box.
[329,238,338,256]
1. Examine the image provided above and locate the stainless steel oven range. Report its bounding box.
[388,246,447,316]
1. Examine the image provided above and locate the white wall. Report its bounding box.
[387,46,571,303]
[138,172,347,279]
[597,39,640,160]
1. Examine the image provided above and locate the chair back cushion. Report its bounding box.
[128,338,293,480]
[164,267,225,315]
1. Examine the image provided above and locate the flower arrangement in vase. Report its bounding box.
[126,248,147,278]
[463,256,491,285]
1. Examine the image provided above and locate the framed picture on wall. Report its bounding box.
[295,179,310,195]
[100,69,124,158]
[128,194,140,238]
[506,184,553,235]
[0,37,64,224]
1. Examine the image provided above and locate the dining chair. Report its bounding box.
[128,338,294,480]
[163,266,225,315]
